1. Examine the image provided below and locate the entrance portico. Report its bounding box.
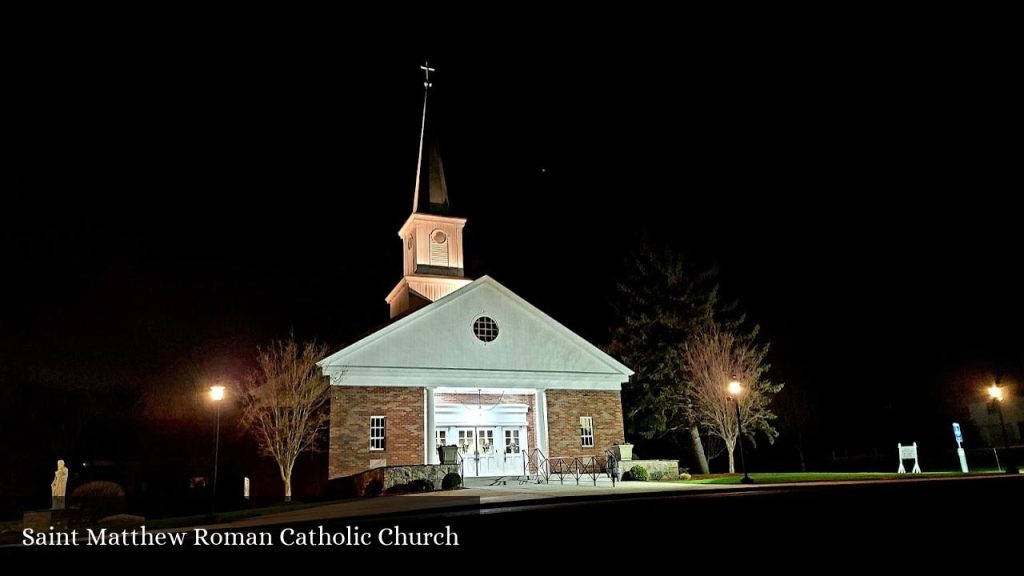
[427,388,546,477]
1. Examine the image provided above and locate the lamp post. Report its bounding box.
[987,384,1019,474]
[210,385,226,517]
[728,381,754,484]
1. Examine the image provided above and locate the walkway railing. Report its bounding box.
[604,448,618,487]
[522,448,621,486]
[526,448,550,484]
[548,455,600,486]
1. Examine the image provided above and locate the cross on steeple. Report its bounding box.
[420,61,435,88]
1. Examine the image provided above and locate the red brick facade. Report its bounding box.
[329,386,624,478]
[545,389,625,459]
[329,386,425,479]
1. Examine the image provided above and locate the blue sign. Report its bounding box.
[953,422,963,444]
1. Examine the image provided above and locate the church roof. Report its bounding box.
[318,276,634,390]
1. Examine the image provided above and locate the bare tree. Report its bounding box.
[682,324,782,473]
[241,337,330,501]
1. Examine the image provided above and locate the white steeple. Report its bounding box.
[386,62,471,319]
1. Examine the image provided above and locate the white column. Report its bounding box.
[425,387,437,464]
[535,388,549,455]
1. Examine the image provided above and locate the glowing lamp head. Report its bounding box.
[210,385,226,402]
[728,381,743,396]
[988,385,1003,401]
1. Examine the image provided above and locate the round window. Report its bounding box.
[472,316,499,342]
[431,230,448,244]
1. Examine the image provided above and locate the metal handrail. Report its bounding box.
[604,448,618,487]
[526,448,550,484]
[547,455,599,486]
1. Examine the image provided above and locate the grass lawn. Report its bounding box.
[678,470,1001,485]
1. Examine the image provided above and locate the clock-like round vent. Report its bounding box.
[473,316,499,343]
[431,230,448,244]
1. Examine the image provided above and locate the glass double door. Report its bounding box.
[448,426,527,477]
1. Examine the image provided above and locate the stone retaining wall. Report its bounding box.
[621,459,679,480]
[340,464,460,497]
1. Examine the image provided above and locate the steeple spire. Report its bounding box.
[411,61,449,214]
[412,61,434,213]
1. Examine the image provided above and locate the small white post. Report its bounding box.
[953,422,968,473]
[425,387,437,464]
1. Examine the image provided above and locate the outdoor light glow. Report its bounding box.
[987,385,1003,401]
[728,381,743,396]
[210,385,226,401]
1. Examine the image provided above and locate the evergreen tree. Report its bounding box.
[607,241,739,474]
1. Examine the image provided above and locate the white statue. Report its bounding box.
[51,460,68,510]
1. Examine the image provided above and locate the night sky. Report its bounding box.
[4,38,1021,471]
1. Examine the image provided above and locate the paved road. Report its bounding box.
[241,474,1024,564]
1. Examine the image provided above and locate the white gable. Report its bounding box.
[318,276,632,390]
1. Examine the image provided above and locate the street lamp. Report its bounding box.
[210,385,226,517]
[987,384,1019,474]
[728,380,754,484]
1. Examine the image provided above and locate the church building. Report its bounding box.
[318,67,633,480]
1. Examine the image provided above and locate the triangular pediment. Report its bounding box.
[319,276,632,389]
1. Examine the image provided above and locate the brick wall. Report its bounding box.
[435,392,536,455]
[329,386,424,479]
[545,389,624,458]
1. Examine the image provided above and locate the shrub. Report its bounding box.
[364,479,383,497]
[628,465,649,481]
[71,481,126,523]
[385,479,434,495]
[679,472,692,480]
[441,472,462,490]
[649,470,664,481]
[409,479,434,492]
[98,514,145,525]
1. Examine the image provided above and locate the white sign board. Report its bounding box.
[897,442,922,474]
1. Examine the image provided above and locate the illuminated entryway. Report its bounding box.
[434,389,533,478]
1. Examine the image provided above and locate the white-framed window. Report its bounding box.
[505,429,520,454]
[370,416,386,451]
[580,416,595,448]
[458,430,474,454]
[436,429,447,447]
